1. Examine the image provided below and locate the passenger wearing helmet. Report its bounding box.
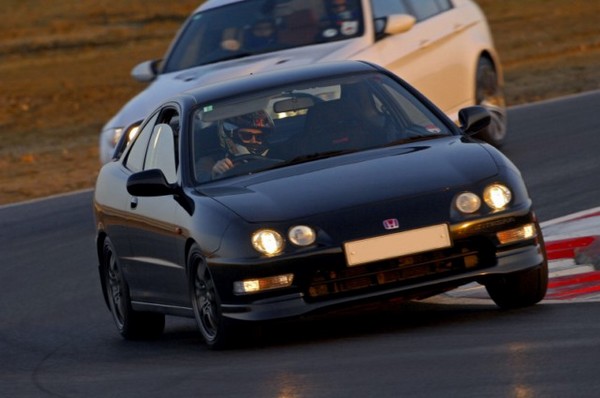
[211,110,275,177]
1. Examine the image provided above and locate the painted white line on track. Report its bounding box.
[0,188,94,210]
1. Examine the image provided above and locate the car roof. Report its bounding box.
[179,60,382,105]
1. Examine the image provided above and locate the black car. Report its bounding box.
[93,61,547,349]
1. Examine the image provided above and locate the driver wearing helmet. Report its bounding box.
[211,110,275,177]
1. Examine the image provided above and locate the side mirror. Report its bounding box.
[127,169,175,197]
[383,14,416,35]
[131,60,161,83]
[458,106,491,135]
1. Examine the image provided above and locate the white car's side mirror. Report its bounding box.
[131,60,160,83]
[384,14,416,35]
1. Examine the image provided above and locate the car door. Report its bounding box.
[123,107,189,307]
[367,0,478,115]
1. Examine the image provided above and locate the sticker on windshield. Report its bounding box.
[203,105,214,113]
[341,21,359,36]
[425,124,442,134]
[323,28,338,38]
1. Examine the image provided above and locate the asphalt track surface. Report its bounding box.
[2,91,600,397]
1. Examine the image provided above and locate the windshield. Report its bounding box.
[191,72,453,184]
[163,0,364,73]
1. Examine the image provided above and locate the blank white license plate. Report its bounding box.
[344,224,452,266]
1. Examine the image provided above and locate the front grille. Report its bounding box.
[306,239,495,300]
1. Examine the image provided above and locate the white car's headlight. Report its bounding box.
[484,183,512,210]
[288,225,316,246]
[252,229,284,256]
[455,192,481,214]
[100,127,124,164]
[106,127,124,148]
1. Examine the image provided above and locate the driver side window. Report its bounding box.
[125,113,159,173]
[144,123,177,184]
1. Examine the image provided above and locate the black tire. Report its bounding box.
[102,237,165,339]
[189,247,241,349]
[485,262,548,309]
[474,57,507,147]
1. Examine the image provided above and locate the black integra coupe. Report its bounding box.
[93,61,547,349]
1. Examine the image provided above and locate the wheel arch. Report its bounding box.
[184,238,209,280]
[96,230,110,308]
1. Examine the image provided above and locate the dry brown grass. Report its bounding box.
[1,0,599,205]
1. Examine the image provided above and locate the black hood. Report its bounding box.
[203,138,499,222]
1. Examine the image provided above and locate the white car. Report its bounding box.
[99,0,506,164]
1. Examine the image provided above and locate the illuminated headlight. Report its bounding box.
[288,225,316,246]
[455,192,481,214]
[484,184,512,210]
[233,274,294,294]
[497,223,537,244]
[126,125,140,143]
[252,229,284,256]
[106,127,124,148]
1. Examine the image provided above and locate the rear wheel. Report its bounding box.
[102,237,165,339]
[475,57,507,147]
[485,262,548,309]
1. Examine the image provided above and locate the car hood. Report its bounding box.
[105,40,366,129]
[201,138,500,223]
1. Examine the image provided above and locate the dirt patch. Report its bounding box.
[1,0,599,205]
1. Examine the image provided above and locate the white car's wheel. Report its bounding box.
[475,57,508,147]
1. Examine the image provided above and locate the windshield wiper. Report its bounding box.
[264,149,356,170]
[384,134,448,147]
[202,52,255,65]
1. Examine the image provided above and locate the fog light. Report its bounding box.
[497,223,536,244]
[233,274,294,294]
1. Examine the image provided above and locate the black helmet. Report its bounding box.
[219,110,274,156]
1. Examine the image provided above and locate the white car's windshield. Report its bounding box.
[191,72,453,184]
[163,0,364,73]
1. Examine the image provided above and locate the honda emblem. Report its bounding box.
[383,218,399,230]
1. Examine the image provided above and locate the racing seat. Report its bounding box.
[301,99,367,154]
[277,9,318,46]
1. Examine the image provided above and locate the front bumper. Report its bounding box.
[210,211,547,322]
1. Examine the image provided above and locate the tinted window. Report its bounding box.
[163,0,364,73]
[144,124,177,183]
[191,72,452,184]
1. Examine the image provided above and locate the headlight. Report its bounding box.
[484,184,512,210]
[455,192,481,214]
[100,127,124,164]
[288,225,316,246]
[252,229,284,256]
[105,127,124,148]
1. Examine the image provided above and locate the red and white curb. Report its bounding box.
[431,207,600,304]
[542,207,600,302]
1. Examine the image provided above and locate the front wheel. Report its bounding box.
[102,237,165,339]
[485,262,548,309]
[475,57,507,147]
[189,247,243,349]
